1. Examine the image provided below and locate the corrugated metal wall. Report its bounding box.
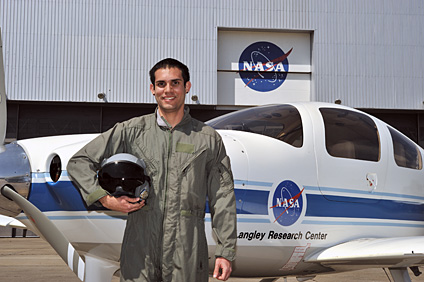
[312,0,424,109]
[1,0,423,109]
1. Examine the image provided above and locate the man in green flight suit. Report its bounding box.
[67,58,237,281]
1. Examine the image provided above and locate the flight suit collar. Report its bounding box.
[155,106,191,129]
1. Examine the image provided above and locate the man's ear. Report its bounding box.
[185,81,192,94]
[150,84,155,95]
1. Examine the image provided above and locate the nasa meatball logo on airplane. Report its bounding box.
[238,41,293,92]
[271,180,304,226]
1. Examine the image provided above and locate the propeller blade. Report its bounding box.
[1,185,86,281]
[0,29,7,147]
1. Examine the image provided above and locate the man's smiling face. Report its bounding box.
[150,67,191,116]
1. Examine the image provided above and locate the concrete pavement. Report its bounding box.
[0,237,423,282]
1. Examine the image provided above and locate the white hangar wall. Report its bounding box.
[0,0,423,109]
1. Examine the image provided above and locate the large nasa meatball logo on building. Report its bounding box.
[238,41,292,92]
[270,180,304,226]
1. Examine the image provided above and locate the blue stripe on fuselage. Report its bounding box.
[29,180,88,211]
[28,177,424,223]
[305,194,424,221]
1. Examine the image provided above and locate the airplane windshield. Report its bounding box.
[207,104,303,147]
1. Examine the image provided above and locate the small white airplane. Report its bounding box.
[1,30,424,282]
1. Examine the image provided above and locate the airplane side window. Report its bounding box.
[388,127,422,170]
[207,104,303,147]
[49,155,62,182]
[320,108,380,162]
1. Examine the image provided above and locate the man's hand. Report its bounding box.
[213,257,232,281]
[98,195,145,213]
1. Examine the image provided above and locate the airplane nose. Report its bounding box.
[0,142,31,217]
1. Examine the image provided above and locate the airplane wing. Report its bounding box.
[305,236,424,269]
[0,214,27,228]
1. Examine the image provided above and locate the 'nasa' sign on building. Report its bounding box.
[238,41,291,92]
[218,30,311,106]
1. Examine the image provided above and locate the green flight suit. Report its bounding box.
[67,108,237,281]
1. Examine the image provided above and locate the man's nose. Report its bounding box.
[164,83,173,92]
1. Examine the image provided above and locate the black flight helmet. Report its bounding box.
[98,153,150,199]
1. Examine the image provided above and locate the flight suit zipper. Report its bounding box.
[163,127,173,218]
[160,126,173,275]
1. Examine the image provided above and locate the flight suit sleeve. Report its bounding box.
[67,123,127,207]
[207,136,237,261]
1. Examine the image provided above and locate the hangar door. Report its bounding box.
[217,29,312,106]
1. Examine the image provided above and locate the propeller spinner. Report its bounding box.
[0,29,31,217]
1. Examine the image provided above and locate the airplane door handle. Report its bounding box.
[366,173,377,192]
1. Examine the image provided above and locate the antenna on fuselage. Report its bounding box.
[0,28,7,151]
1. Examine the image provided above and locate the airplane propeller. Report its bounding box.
[0,28,7,150]
[1,185,86,281]
[1,185,121,282]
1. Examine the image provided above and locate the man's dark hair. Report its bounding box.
[149,58,190,86]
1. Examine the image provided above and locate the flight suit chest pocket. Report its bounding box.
[180,146,208,206]
[181,146,208,177]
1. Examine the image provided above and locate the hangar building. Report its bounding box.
[1,0,424,146]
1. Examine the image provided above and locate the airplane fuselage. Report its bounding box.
[3,102,424,279]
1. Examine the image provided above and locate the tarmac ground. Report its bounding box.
[1,237,424,282]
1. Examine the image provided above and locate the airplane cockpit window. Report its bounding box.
[320,108,380,161]
[207,104,303,147]
[388,127,422,169]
